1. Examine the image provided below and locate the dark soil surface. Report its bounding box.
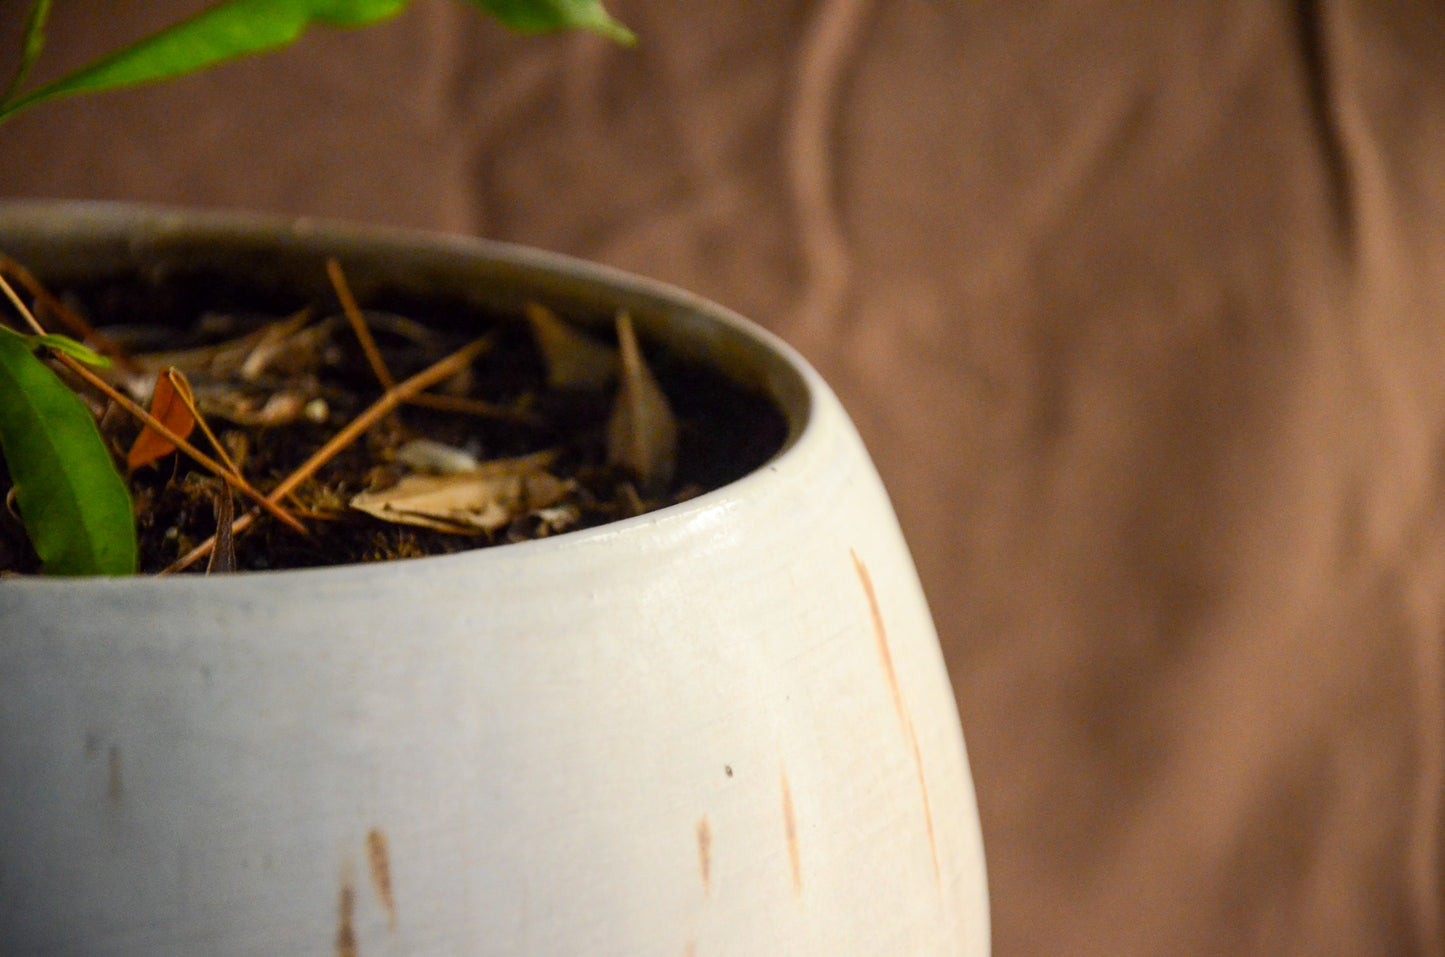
[0,265,788,575]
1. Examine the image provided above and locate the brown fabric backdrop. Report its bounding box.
[4,1,1444,953]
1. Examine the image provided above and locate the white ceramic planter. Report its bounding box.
[0,202,988,956]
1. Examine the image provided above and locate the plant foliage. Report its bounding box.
[0,327,137,576]
[0,0,632,122]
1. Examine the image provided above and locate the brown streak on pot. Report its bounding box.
[780,767,801,896]
[336,876,358,957]
[366,827,396,929]
[852,550,905,729]
[852,549,941,891]
[107,745,123,803]
[903,709,941,890]
[684,943,697,957]
[696,816,712,896]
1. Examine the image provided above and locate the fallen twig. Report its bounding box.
[165,334,495,572]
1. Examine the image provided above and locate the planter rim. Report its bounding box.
[0,200,826,588]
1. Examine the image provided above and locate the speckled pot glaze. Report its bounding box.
[0,202,988,956]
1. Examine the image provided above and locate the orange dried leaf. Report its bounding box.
[126,367,197,470]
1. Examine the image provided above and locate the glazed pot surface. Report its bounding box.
[0,202,989,955]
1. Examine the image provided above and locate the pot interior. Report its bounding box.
[0,201,815,571]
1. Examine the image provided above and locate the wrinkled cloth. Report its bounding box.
[3,1,1443,953]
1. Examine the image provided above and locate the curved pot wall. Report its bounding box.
[0,202,988,956]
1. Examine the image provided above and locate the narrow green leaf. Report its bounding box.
[1,0,52,105]
[0,0,411,121]
[0,0,633,123]
[0,328,136,576]
[462,0,635,44]
[31,333,112,367]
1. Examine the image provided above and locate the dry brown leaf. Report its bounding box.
[350,450,573,535]
[193,385,316,427]
[607,311,677,493]
[237,313,332,382]
[525,302,618,389]
[206,482,236,575]
[394,438,482,475]
[125,311,318,397]
[530,503,581,536]
[126,367,198,471]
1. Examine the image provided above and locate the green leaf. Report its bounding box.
[1,0,52,105]
[0,0,411,121]
[0,0,632,123]
[30,333,112,367]
[0,327,136,576]
[462,0,635,44]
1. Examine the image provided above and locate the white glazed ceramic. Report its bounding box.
[0,202,988,956]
